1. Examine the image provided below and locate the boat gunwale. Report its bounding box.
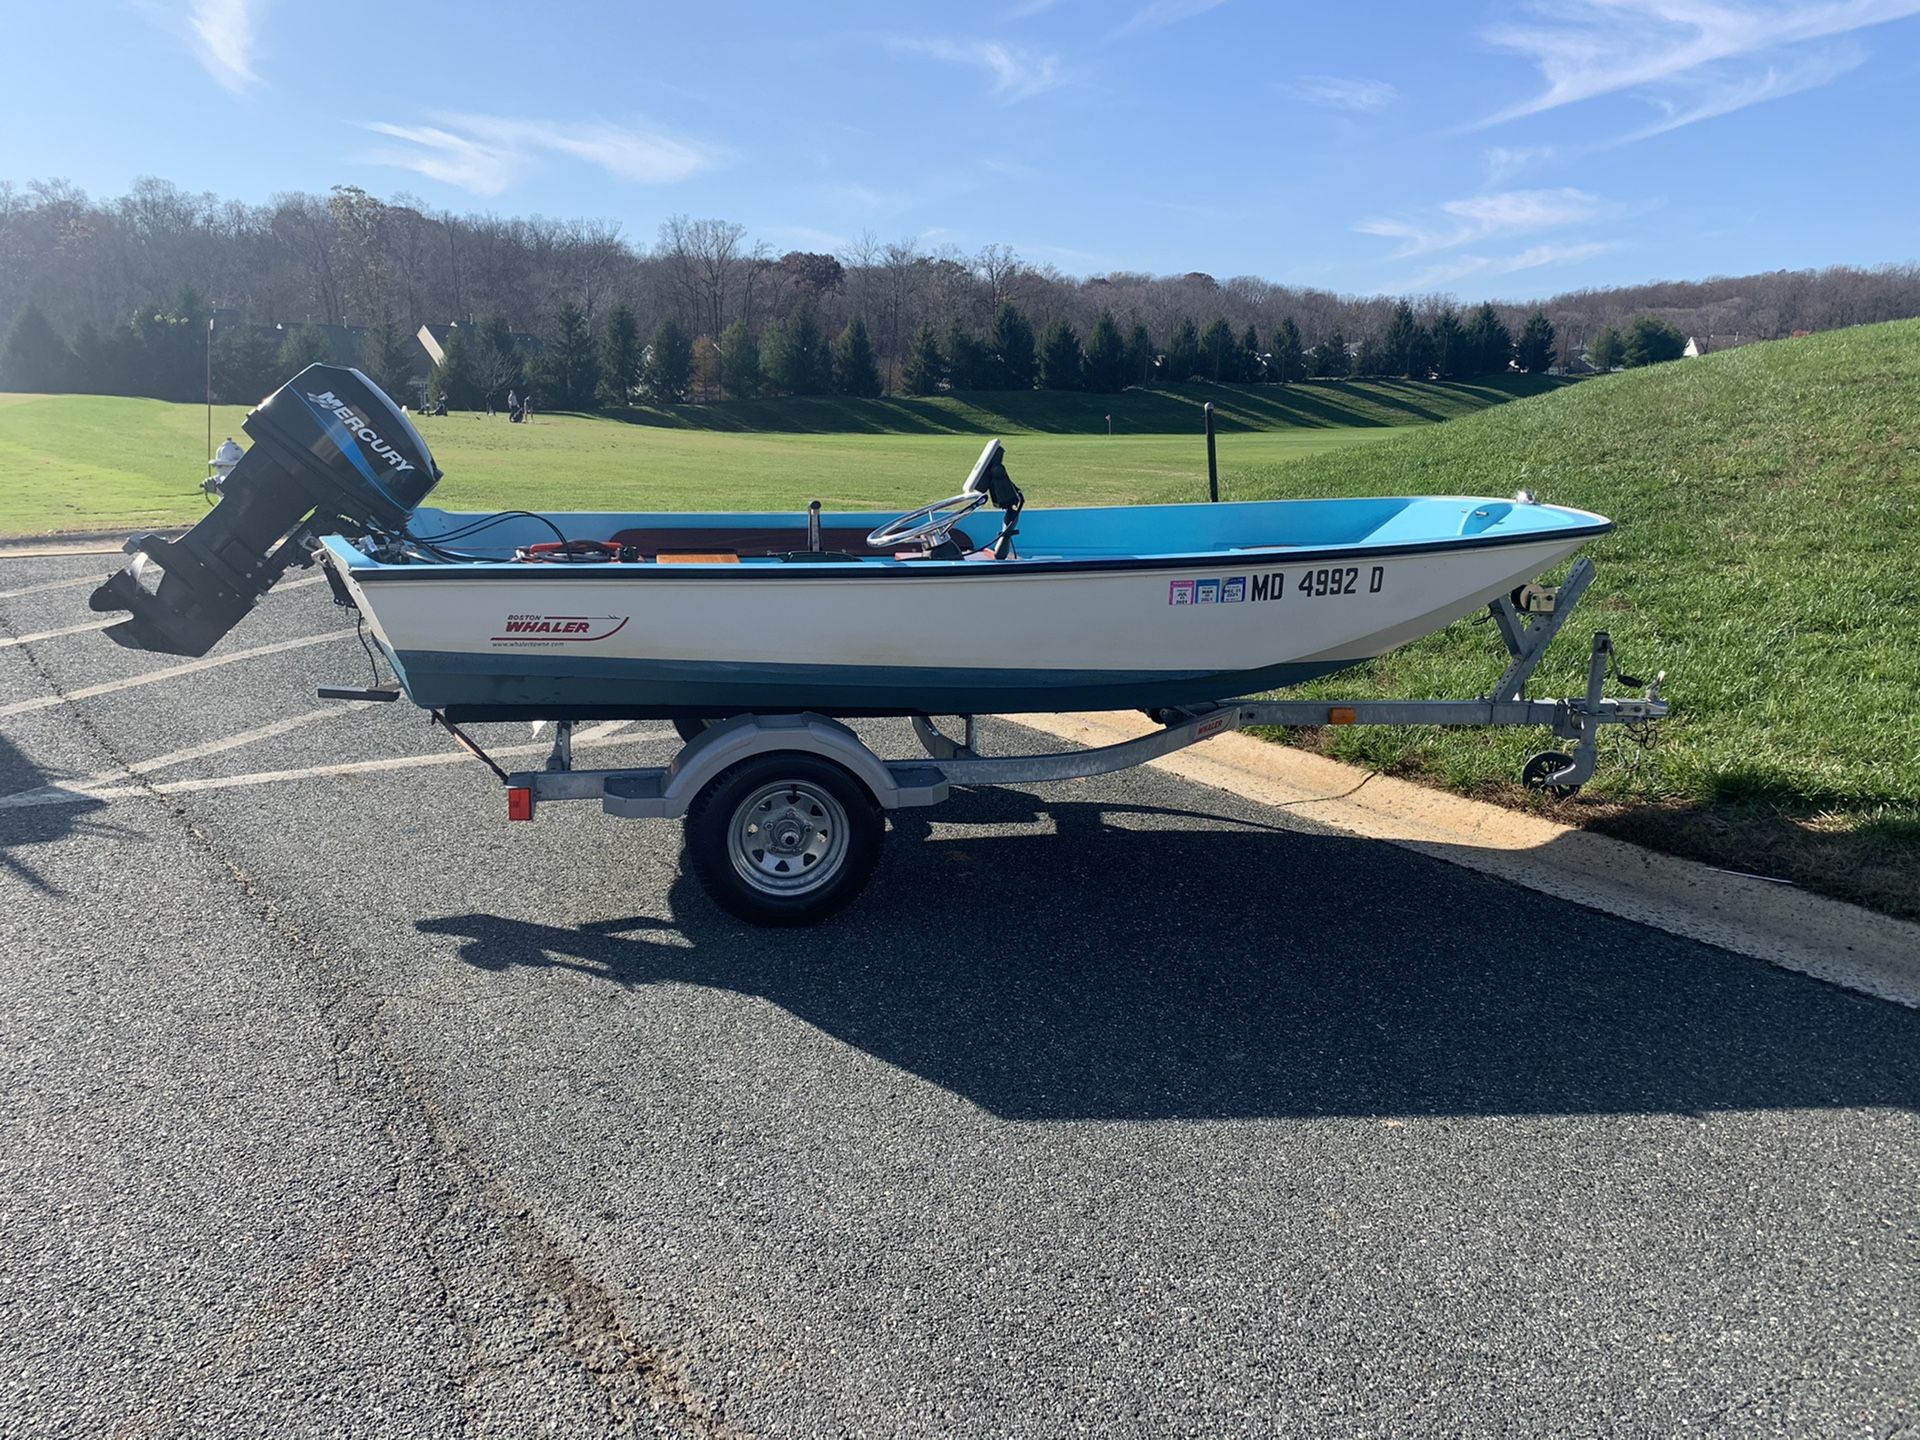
[328,517,1614,583]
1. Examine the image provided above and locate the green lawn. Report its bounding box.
[0,374,1545,534]
[1242,320,1920,916]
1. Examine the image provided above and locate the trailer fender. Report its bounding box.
[603,712,948,820]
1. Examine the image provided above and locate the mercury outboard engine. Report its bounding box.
[90,364,441,656]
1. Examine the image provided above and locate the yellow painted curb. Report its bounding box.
[1014,711,1920,1008]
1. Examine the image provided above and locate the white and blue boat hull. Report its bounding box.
[324,498,1609,720]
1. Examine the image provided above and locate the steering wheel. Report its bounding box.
[866,490,990,551]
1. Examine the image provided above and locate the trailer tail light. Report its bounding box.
[507,786,533,821]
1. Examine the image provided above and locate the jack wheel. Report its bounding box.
[684,753,884,925]
[1522,751,1582,798]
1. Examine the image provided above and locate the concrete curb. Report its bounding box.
[1015,711,1920,1009]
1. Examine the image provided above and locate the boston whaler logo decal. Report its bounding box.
[492,614,631,645]
[306,390,417,476]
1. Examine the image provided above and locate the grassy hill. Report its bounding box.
[600,373,1566,434]
[0,374,1546,534]
[1240,320,1920,916]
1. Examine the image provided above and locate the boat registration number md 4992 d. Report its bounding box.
[1170,567,1386,605]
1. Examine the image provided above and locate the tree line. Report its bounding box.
[0,175,1899,403]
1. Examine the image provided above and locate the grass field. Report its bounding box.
[0,375,1548,535]
[1243,320,1920,916]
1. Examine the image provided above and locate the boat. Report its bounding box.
[324,489,1609,723]
[86,363,1611,723]
[85,364,1664,923]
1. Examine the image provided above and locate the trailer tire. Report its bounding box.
[671,716,714,744]
[684,752,884,925]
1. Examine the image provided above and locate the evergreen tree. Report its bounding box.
[1311,332,1350,378]
[598,303,641,405]
[1429,308,1465,378]
[360,309,416,400]
[1083,310,1126,393]
[1200,317,1238,382]
[944,320,991,391]
[1588,326,1624,371]
[764,296,830,395]
[1271,317,1304,383]
[1406,323,1436,379]
[1124,323,1156,385]
[278,323,334,375]
[902,320,946,396]
[474,313,525,409]
[1620,315,1686,367]
[1038,318,1084,390]
[427,327,482,410]
[537,301,600,408]
[719,320,762,399]
[1463,302,1513,376]
[1354,333,1392,378]
[67,322,110,395]
[831,315,883,397]
[1240,324,1262,383]
[1513,309,1556,372]
[211,324,280,404]
[1163,317,1201,383]
[1381,301,1422,378]
[988,301,1036,389]
[641,316,692,403]
[0,303,72,391]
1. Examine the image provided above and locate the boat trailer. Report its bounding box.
[334,557,1664,924]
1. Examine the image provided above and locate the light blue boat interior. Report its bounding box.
[336,495,1608,571]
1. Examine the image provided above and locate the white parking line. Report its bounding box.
[0,730,672,810]
[0,573,330,650]
[0,618,122,647]
[0,575,103,601]
[0,628,356,720]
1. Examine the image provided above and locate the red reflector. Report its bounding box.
[507,787,533,821]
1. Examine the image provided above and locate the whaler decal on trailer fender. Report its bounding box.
[491,615,631,645]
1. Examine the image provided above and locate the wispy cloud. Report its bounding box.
[887,36,1067,101]
[1357,188,1629,259]
[1109,0,1229,40]
[363,113,727,196]
[1482,144,1555,184]
[1278,74,1398,111]
[1480,0,1920,136]
[1402,241,1624,291]
[187,0,262,93]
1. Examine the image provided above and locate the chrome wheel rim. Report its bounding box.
[727,780,849,896]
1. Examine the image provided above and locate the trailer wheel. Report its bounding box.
[684,753,883,925]
[1522,750,1582,798]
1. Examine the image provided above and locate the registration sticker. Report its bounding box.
[1196,579,1220,604]
[1169,581,1194,605]
[1222,576,1247,603]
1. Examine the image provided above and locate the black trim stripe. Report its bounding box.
[342,521,1613,583]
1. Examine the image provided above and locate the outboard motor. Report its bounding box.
[90,365,441,656]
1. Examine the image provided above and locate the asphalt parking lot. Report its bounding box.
[3,549,1917,1439]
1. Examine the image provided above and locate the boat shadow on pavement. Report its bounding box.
[0,730,116,897]
[417,787,1920,1123]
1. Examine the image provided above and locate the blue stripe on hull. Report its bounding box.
[386,648,1374,719]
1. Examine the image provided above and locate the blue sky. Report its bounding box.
[7,0,1919,299]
